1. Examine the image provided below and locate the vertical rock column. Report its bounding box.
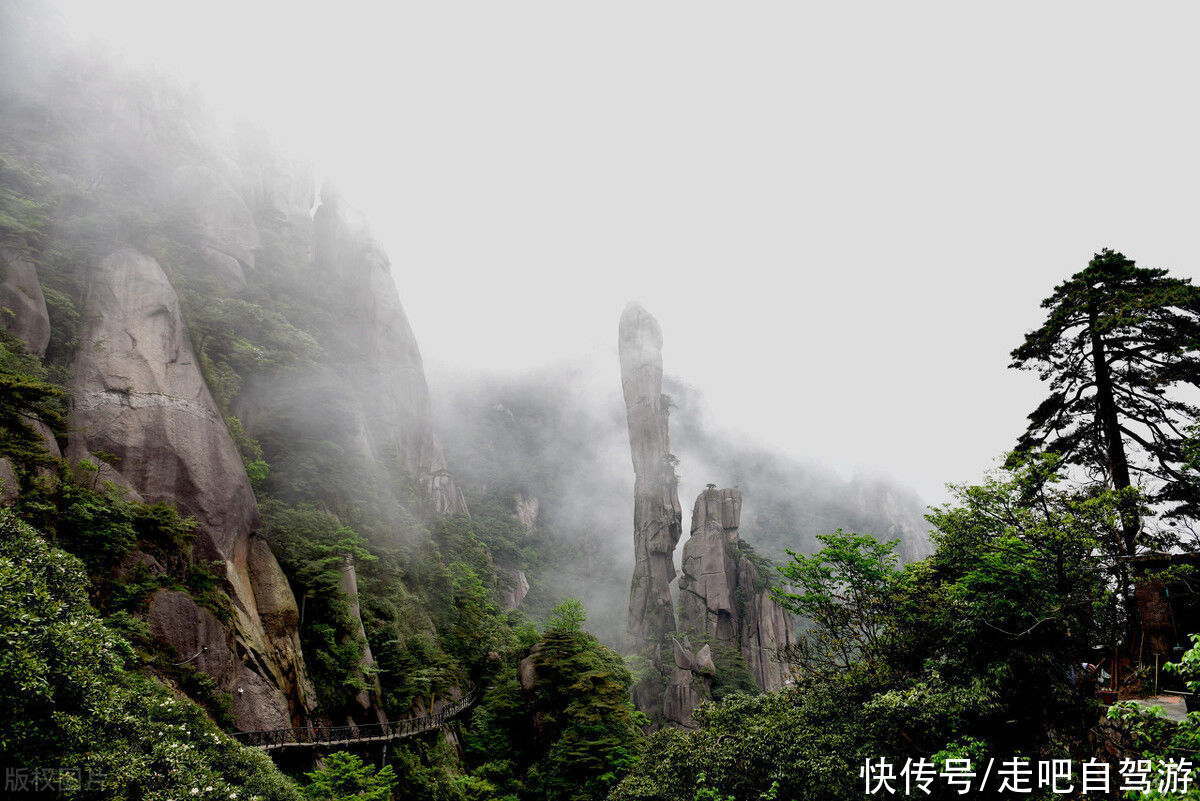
[678,488,742,643]
[663,637,715,728]
[618,302,682,652]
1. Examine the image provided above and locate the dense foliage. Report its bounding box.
[612,452,1194,800]
[0,508,301,800]
[465,600,645,801]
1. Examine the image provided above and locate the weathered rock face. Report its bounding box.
[168,165,260,293]
[678,489,741,643]
[514,492,539,532]
[679,487,795,690]
[0,246,50,356]
[338,556,387,724]
[740,578,795,690]
[312,185,468,520]
[853,481,934,562]
[68,247,313,730]
[662,637,714,728]
[68,248,256,552]
[619,302,683,652]
[499,492,536,609]
[0,458,17,505]
[500,567,531,611]
[235,130,315,226]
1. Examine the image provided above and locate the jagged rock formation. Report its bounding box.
[679,487,795,690]
[0,3,475,736]
[440,368,933,650]
[663,637,715,728]
[66,247,314,730]
[619,302,683,652]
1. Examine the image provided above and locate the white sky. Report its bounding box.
[56,2,1200,504]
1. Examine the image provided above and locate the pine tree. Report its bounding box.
[1011,249,1200,549]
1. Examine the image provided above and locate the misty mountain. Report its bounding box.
[434,363,931,646]
[0,3,939,794]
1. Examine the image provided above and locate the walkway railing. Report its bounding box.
[234,688,479,751]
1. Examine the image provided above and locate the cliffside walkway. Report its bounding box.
[233,688,479,751]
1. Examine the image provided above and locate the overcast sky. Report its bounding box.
[57,2,1200,504]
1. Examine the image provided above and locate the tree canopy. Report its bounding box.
[1011,248,1200,542]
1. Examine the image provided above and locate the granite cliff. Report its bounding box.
[66,246,313,730]
[0,14,469,729]
[678,487,795,691]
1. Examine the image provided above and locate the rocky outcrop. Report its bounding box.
[679,487,795,690]
[0,246,50,356]
[311,185,468,520]
[68,247,312,730]
[339,556,387,725]
[1,6,473,735]
[146,588,291,728]
[663,637,714,728]
[619,302,683,651]
[500,567,530,611]
[514,492,539,532]
[68,248,256,550]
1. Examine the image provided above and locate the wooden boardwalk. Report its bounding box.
[233,689,478,751]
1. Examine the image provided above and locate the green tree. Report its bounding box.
[547,598,587,633]
[1010,249,1200,544]
[464,607,644,801]
[0,508,301,800]
[771,531,900,678]
[302,751,397,801]
[0,328,65,474]
[901,455,1114,748]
